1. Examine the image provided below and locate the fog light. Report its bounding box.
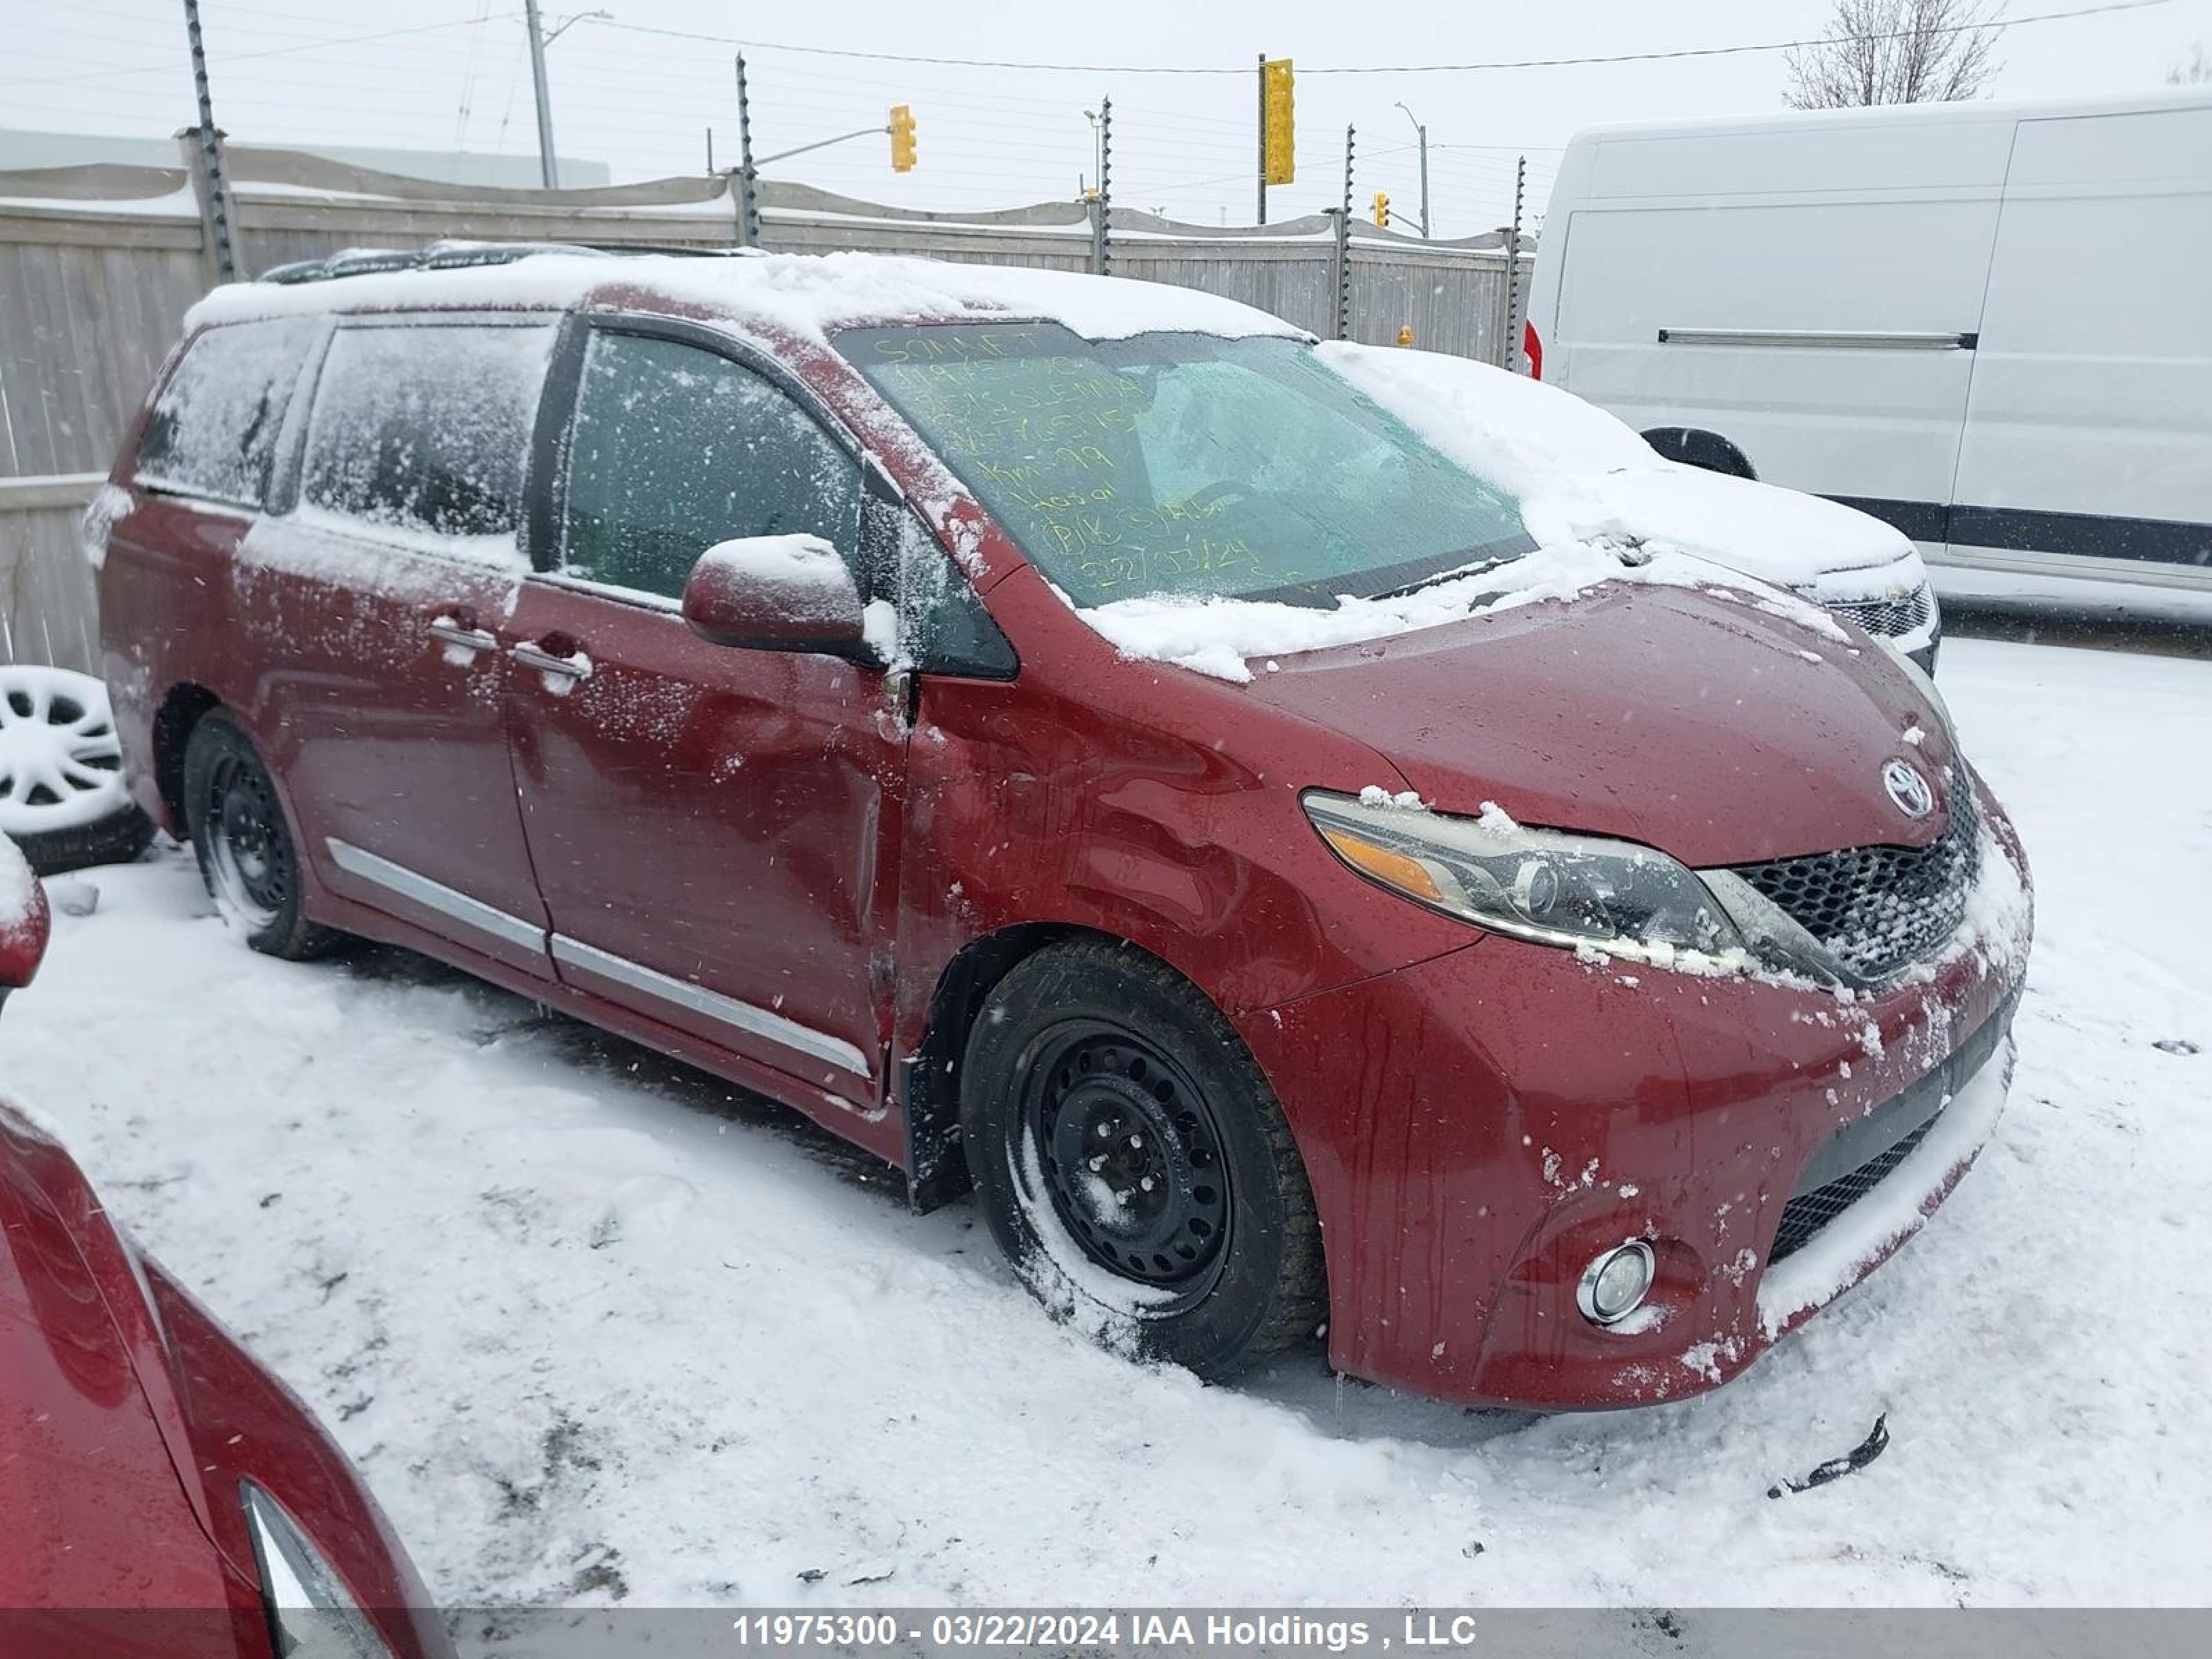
[1577,1241,1655,1326]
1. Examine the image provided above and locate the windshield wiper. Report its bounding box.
[1366,553,1511,603]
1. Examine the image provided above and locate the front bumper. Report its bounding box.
[1239,803,2025,1410]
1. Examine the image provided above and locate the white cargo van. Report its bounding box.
[1525,89,2212,609]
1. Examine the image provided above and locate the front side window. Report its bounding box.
[300,321,555,543]
[841,323,1532,610]
[138,318,319,506]
[560,330,862,602]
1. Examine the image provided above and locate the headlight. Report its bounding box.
[1879,635,1953,740]
[241,1483,395,1659]
[1302,791,1744,965]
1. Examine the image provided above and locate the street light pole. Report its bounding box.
[523,0,559,189]
[1395,101,1430,238]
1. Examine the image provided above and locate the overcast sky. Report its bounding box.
[6,0,2209,232]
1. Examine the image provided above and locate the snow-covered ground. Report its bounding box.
[6,636,2209,1609]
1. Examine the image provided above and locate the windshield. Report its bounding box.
[840,324,1533,609]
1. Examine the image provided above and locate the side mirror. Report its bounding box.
[682,535,872,657]
[0,840,50,997]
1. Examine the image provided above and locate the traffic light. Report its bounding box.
[1262,59,1295,185]
[1372,191,1391,228]
[890,104,917,173]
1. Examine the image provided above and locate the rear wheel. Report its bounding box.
[960,940,1325,1380]
[181,713,336,960]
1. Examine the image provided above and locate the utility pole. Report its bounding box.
[523,0,559,189]
[1394,101,1430,238]
[179,0,238,279]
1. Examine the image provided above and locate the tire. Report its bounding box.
[180,711,338,960]
[960,939,1326,1380]
[0,665,156,875]
[8,805,156,878]
[1640,426,1758,480]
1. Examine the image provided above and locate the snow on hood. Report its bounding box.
[1078,541,1848,686]
[1074,345,1921,684]
[1318,342,1921,594]
[187,249,1306,348]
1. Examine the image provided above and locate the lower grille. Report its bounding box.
[1767,991,2016,1266]
[1829,585,1935,639]
[1728,775,1981,982]
[1770,1114,1940,1264]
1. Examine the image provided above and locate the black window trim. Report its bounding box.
[527,310,874,592]
[526,308,1018,680]
[275,308,564,561]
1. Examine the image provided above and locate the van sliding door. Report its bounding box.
[1948,106,2212,584]
[1552,123,2011,556]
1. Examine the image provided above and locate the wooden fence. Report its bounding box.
[0,141,1528,671]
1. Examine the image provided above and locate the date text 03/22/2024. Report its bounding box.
[727,1611,1492,1651]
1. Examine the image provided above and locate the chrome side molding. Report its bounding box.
[550,935,870,1078]
[325,838,547,953]
[321,839,870,1080]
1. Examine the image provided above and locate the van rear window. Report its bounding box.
[300,321,555,545]
[138,319,318,507]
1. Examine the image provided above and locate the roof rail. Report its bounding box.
[254,239,752,286]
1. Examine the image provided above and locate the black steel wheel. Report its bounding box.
[1022,1022,1233,1303]
[181,712,337,960]
[961,939,1325,1380]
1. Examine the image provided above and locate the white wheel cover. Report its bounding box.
[0,666,131,834]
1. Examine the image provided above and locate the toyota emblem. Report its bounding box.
[1882,758,1935,818]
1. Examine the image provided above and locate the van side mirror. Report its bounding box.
[681,536,872,657]
[0,846,51,997]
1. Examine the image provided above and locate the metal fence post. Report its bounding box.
[733,53,760,249]
[179,0,239,280]
[1333,124,1356,339]
[1091,97,1114,275]
[1502,154,1527,371]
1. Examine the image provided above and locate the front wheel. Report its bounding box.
[181,712,337,960]
[960,940,1326,1380]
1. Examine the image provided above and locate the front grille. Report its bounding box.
[1768,1112,1941,1263]
[1829,585,1935,639]
[1728,776,1980,982]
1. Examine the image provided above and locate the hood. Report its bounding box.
[0,1106,241,1611]
[1314,340,1920,594]
[1243,582,1956,869]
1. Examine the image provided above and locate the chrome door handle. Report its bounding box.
[429,619,498,658]
[512,640,592,682]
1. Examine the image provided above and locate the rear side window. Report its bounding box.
[137,319,317,506]
[301,321,555,544]
[560,330,863,601]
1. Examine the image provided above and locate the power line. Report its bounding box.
[0,10,524,91]
[582,1,2173,76]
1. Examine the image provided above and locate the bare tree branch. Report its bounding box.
[2170,42,2212,84]
[1785,0,2005,109]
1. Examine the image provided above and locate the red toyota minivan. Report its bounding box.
[93,246,2031,1409]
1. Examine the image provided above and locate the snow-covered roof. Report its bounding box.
[187,249,1308,346]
